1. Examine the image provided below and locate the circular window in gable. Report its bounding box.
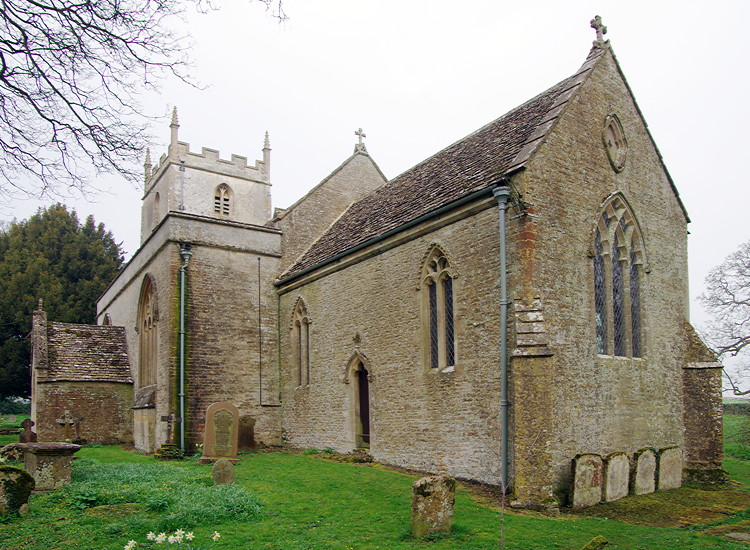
[603,114,627,172]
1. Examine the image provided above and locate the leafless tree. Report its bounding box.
[0,0,284,199]
[701,240,750,395]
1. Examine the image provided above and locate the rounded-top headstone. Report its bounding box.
[0,465,35,515]
[212,459,237,485]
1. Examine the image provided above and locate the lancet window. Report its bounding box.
[138,276,158,387]
[291,299,311,386]
[422,246,456,370]
[214,184,231,217]
[592,195,644,357]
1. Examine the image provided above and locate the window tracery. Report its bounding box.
[214,184,231,217]
[291,299,311,386]
[137,276,158,388]
[592,195,644,357]
[422,246,456,370]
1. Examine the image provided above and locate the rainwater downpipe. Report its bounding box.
[178,243,193,454]
[492,186,511,492]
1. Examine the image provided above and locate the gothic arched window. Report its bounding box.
[138,276,158,387]
[422,246,456,370]
[592,195,645,357]
[291,299,311,386]
[214,184,232,217]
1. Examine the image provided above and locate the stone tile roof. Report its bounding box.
[44,323,132,383]
[281,48,604,281]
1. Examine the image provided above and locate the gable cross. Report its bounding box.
[355,128,366,145]
[590,15,607,45]
[354,128,368,153]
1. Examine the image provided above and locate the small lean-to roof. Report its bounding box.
[281,47,605,282]
[44,322,132,383]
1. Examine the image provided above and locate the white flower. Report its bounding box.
[155,533,167,544]
[124,542,137,550]
[185,532,195,541]
[212,531,221,541]
[174,529,185,537]
[168,535,177,544]
[146,533,156,541]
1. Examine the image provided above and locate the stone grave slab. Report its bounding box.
[631,448,656,495]
[212,459,237,485]
[411,475,455,538]
[602,452,629,503]
[657,446,683,491]
[199,402,239,463]
[19,442,81,491]
[571,453,603,509]
[238,415,257,452]
[0,465,34,515]
[5,415,16,423]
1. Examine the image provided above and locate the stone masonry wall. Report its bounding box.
[279,202,504,484]
[36,382,133,444]
[682,365,723,469]
[508,47,693,501]
[276,152,386,272]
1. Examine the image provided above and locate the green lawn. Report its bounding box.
[2,414,750,549]
[0,447,749,550]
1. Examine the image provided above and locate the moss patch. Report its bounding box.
[569,487,750,528]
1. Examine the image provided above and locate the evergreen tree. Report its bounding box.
[0,204,124,398]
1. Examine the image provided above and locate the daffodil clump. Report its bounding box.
[123,529,221,549]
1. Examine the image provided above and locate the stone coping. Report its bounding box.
[16,442,81,455]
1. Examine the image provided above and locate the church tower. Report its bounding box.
[98,112,282,454]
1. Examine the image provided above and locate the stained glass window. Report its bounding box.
[594,229,607,354]
[630,249,641,357]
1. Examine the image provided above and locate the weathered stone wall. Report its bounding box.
[682,364,723,469]
[99,214,283,452]
[276,152,386,272]
[508,47,694,502]
[279,201,504,484]
[35,382,133,444]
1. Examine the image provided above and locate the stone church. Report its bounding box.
[31,24,724,507]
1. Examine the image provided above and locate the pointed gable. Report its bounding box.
[280,48,607,282]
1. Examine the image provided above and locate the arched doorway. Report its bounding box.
[355,362,371,448]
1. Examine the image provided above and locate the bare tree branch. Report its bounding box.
[0,0,285,199]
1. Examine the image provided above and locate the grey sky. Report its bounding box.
[2,1,747,343]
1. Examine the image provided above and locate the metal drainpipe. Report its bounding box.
[492,186,511,492]
[178,243,193,454]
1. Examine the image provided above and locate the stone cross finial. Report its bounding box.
[591,15,608,46]
[354,128,367,153]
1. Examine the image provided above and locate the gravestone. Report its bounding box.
[571,453,603,509]
[55,410,82,443]
[199,402,239,463]
[5,415,16,424]
[19,419,37,443]
[631,448,656,495]
[0,465,34,515]
[19,442,81,491]
[212,459,237,485]
[602,452,629,503]
[657,446,683,491]
[411,475,455,538]
[238,415,257,452]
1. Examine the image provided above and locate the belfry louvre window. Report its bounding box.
[422,246,456,369]
[592,195,645,357]
[291,299,310,386]
[214,184,231,216]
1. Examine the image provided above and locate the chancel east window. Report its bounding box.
[593,195,644,357]
[291,299,310,386]
[214,184,231,217]
[422,246,456,370]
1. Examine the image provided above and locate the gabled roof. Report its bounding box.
[43,323,132,383]
[280,47,605,283]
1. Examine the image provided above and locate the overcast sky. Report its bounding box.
[2,0,748,336]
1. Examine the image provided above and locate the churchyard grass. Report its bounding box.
[1,446,750,549]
